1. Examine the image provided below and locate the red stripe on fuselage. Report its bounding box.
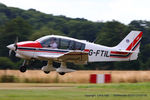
[17,41,43,48]
[18,49,65,54]
[84,49,89,52]
[110,51,128,55]
[18,49,87,55]
[110,43,140,58]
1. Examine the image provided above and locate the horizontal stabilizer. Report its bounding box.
[112,50,138,53]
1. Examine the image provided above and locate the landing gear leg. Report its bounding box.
[42,60,56,74]
[58,62,66,75]
[56,62,76,75]
[19,60,28,73]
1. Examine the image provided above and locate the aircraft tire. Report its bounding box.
[59,72,66,75]
[44,71,50,74]
[20,66,27,73]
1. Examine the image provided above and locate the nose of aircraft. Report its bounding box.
[7,44,15,50]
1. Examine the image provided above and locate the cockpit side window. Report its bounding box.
[81,44,85,50]
[68,40,75,50]
[75,42,85,51]
[59,39,69,49]
[75,42,82,50]
[40,37,59,49]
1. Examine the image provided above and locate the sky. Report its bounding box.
[0,0,150,24]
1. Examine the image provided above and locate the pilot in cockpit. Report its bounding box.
[49,38,58,49]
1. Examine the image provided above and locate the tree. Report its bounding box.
[96,20,129,47]
[68,21,102,42]
[0,17,33,56]
[29,26,65,40]
[0,57,15,69]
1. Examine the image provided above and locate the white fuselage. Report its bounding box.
[15,41,131,63]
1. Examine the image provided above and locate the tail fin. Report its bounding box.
[115,31,143,60]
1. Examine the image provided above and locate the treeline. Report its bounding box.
[0,3,150,70]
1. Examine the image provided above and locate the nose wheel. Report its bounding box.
[19,60,29,73]
[19,66,27,73]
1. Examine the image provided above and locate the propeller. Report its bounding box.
[9,50,12,56]
[8,37,18,56]
[14,37,18,51]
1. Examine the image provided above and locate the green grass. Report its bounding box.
[0,83,150,100]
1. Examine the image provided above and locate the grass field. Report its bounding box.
[0,83,149,100]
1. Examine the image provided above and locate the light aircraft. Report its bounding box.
[7,31,142,75]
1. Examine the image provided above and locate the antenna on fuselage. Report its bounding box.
[92,36,99,43]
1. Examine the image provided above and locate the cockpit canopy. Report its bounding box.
[36,36,85,51]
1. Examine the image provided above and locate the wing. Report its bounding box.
[37,50,89,62]
[37,54,65,60]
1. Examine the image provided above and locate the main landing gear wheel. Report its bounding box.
[44,71,50,74]
[19,66,27,73]
[59,72,66,75]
